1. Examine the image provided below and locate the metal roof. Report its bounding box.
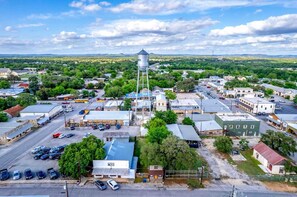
[195,120,222,131]
[240,97,273,105]
[84,111,132,121]
[253,142,286,165]
[186,114,215,122]
[0,121,23,136]
[0,88,24,96]
[166,124,201,141]
[104,140,135,168]
[275,114,297,122]
[216,113,259,121]
[103,131,129,138]
[138,49,149,55]
[196,99,231,113]
[6,123,33,140]
[21,104,60,114]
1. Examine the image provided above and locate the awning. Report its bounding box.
[266,116,281,125]
[38,117,49,125]
[6,123,33,140]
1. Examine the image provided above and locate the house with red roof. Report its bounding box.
[253,142,287,175]
[18,82,29,89]
[4,105,24,118]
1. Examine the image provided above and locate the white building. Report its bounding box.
[262,83,297,100]
[83,111,132,126]
[104,100,123,111]
[155,94,167,111]
[239,97,275,114]
[0,68,12,78]
[92,139,138,182]
[20,104,63,119]
[253,142,287,175]
[234,88,253,97]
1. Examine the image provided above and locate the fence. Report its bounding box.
[251,175,297,182]
[165,169,209,179]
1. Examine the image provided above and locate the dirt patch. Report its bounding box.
[262,181,297,193]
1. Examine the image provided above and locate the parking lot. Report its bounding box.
[5,125,140,181]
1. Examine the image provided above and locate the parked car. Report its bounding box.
[107,179,119,190]
[70,126,75,130]
[31,146,46,154]
[115,124,121,130]
[12,170,21,180]
[33,152,44,160]
[105,124,111,129]
[0,169,10,181]
[58,134,66,139]
[40,154,49,160]
[94,180,107,190]
[92,124,98,130]
[47,168,59,180]
[219,96,225,100]
[98,124,105,131]
[65,133,75,138]
[24,169,34,180]
[53,133,62,138]
[83,132,92,138]
[49,153,61,160]
[79,110,85,115]
[36,171,47,179]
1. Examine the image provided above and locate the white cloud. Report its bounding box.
[254,9,262,14]
[27,13,53,20]
[90,18,218,38]
[210,14,297,36]
[99,1,111,6]
[109,0,286,15]
[17,23,45,28]
[69,1,101,12]
[52,31,87,44]
[4,26,12,32]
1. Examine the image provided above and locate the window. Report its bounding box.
[107,162,115,167]
[243,125,247,129]
[279,168,284,174]
[256,153,259,159]
[229,125,233,129]
[236,125,240,129]
[251,125,255,129]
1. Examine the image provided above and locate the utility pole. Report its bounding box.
[64,111,67,128]
[200,166,204,184]
[65,181,69,197]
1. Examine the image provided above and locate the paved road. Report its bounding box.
[0,104,87,169]
[0,185,295,197]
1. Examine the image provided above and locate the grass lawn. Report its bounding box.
[236,149,266,176]
[132,137,147,173]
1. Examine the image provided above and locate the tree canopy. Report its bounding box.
[214,136,233,153]
[145,118,171,144]
[176,78,195,92]
[182,117,194,126]
[165,90,176,100]
[154,110,177,124]
[0,112,8,122]
[261,130,297,156]
[122,98,132,110]
[59,136,105,179]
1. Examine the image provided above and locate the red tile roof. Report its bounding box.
[4,105,24,117]
[18,83,29,88]
[253,142,286,165]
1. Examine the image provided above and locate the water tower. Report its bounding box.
[136,49,151,117]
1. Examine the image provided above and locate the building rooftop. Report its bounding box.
[166,124,201,141]
[216,113,259,121]
[21,104,60,114]
[234,87,253,91]
[240,97,273,105]
[0,89,24,96]
[196,99,231,113]
[103,131,129,138]
[275,114,297,122]
[195,120,222,131]
[186,114,215,122]
[104,140,135,168]
[0,121,24,136]
[104,100,123,108]
[176,93,200,99]
[253,142,286,165]
[156,94,166,101]
[4,105,24,117]
[138,49,149,55]
[84,111,132,121]
[170,99,199,107]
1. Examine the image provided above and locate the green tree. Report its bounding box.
[96,82,105,89]
[16,93,36,107]
[89,90,96,98]
[59,136,105,179]
[214,136,233,153]
[261,130,297,156]
[29,76,39,94]
[140,142,163,168]
[176,78,195,92]
[82,90,89,98]
[0,112,8,122]
[239,138,249,151]
[264,88,274,97]
[284,160,297,174]
[86,83,94,89]
[0,79,11,89]
[155,110,177,124]
[293,95,297,104]
[182,117,194,126]
[146,126,171,144]
[122,98,131,110]
[145,117,166,129]
[105,86,123,98]
[36,88,49,100]
[165,90,176,100]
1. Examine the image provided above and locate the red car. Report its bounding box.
[53,133,62,138]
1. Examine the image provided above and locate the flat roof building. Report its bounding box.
[83,111,132,126]
[20,104,63,119]
[195,120,223,136]
[0,89,24,98]
[104,100,123,111]
[196,99,231,114]
[239,97,275,114]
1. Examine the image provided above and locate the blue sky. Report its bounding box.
[1,0,297,54]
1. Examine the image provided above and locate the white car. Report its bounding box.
[107,179,119,190]
[83,132,92,138]
[31,146,46,154]
[58,134,66,139]
[13,170,21,180]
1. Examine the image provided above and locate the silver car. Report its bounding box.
[13,170,21,180]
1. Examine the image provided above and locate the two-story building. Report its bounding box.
[238,97,275,114]
[215,113,260,136]
[155,94,167,111]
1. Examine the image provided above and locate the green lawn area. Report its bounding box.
[236,149,266,176]
[131,137,147,172]
[20,73,39,79]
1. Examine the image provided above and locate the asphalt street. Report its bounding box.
[0,185,296,197]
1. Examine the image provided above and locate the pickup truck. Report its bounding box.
[0,169,10,181]
[47,168,59,180]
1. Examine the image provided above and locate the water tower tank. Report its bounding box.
[137,49,149,71]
